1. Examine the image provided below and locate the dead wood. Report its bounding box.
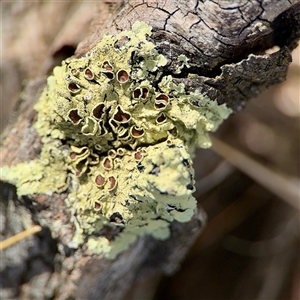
[1,1,299,299]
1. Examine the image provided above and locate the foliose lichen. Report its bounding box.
[1,21,232,259]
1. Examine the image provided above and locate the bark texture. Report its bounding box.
[1,1,299,299]
[78,0,300,111]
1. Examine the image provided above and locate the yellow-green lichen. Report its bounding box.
[1,139,69,196]
[0,21,232,259]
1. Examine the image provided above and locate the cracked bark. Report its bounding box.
[1,1,299,299]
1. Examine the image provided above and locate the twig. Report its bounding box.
[210,135,299,210]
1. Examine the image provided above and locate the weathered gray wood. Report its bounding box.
[1,1,299,299]
[78,0,299,111]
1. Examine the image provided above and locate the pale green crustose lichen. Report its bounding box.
[1,21,232,259]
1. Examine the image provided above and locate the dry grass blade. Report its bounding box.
[210,135,299,210]
[0,225,42,250]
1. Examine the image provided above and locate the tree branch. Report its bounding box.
[1,1,299,299]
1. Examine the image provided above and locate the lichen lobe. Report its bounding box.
[1,21,231,259]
